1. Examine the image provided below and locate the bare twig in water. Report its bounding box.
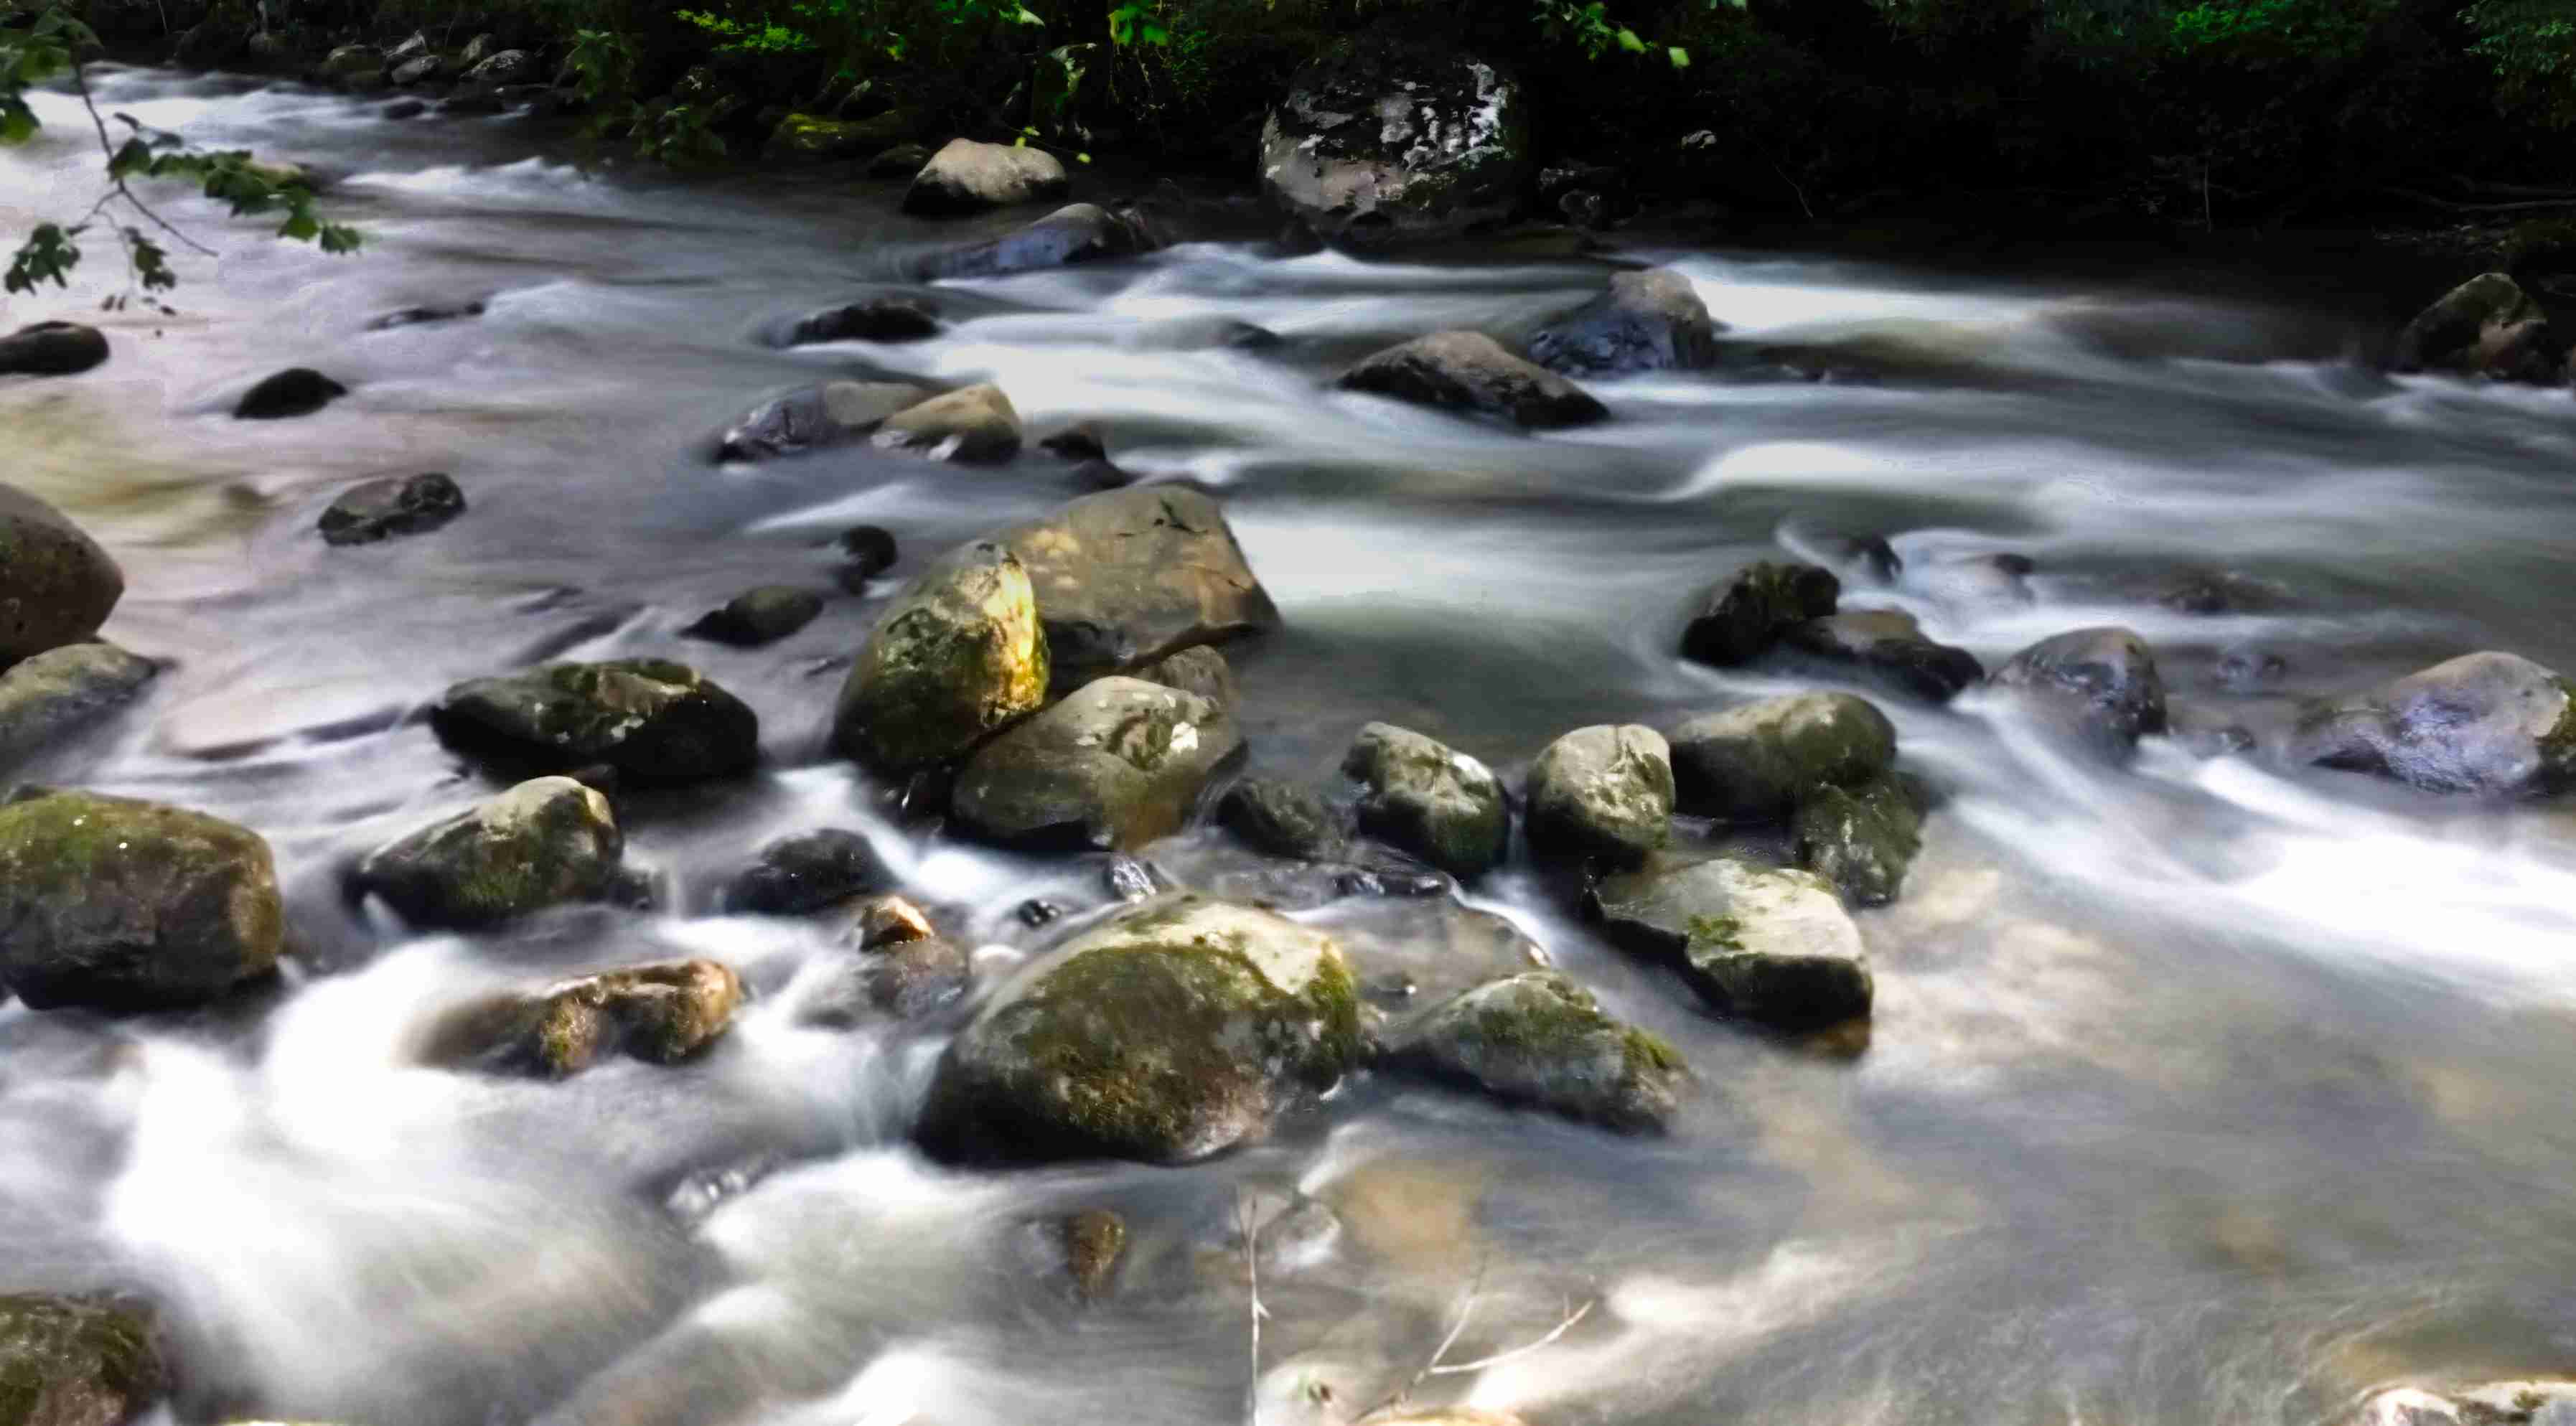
[1240,1188,1265,1425]
[1774,161,1816,221]
[1355,1262,1593,1422]
[1424,1298,1595,1375]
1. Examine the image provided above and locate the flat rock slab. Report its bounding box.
[1590,855,1872,1030]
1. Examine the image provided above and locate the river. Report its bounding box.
[6,62,2576,1426]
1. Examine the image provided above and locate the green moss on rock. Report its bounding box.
[835,540,1049,773]
[1387,971,1686,1132]
[0,1294,163,1426]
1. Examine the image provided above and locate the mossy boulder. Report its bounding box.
[0,789,283,1011]
[723,827,886,915]
[0,1294,164,1426]
[354,777,622,929]
[832,540,1049,774]
[1338,331,1608,430]
[426,960,741,1077]
[951,676,1242,850]
[902,138,1069,216]
[1343,723,1509,881]
[0,642,156,771]
[873,383,1022,463]
[1524,723,1672,866]
[998,487,1279,691]
[1669,691,1897,822]
[917,893,1364,1163]
[765,108,915,161]
[2392,272,2562,383]
[1259,39,1527,248]
[431,658,759,782]
[1792,777,1923,906]
[1588,855,1872,1030]
[1783,607,1985,703]
[1991,626,2168,750]
[0,322,109,377]
[1217,777,1343,860]
[2289,650,2576,797]
[1527,268,1723,376]
[1680,560,1839,667]
[1385,970,1685,1132]
[0,484,124,664]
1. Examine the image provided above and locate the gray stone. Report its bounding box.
[927,202,1161,279]
[1524,723,1672,865]
[0,484,123,662]
[1343,722,1508,880]
[1791,777,1923,906]
[1385,970,1685,1132]
[1527,268,1723,375]
[1991,626,2168,749]
[951,676,1242,850]
[832,540,1049,773]
[873,383,1022,463]
[1669,692,1897,822]
[718,827,883,916]
[1217,778,1342,860]
[2393,272,2561,382]
[782,296,940,346]
[2290,650,2576,797]
[317,42,382,79]
[431,658,760,782]
[390,54,444,85]
[1339,331,1608,429]
[902,138,1070,215]
[1679,560,1840,667]
[682,587,823,647]
[0,642,156,770]
[1130,644,1237,710]
[717,380,935,461]
[1589,855,1872,1029]
[1784,608,1985,703]
[462,47,538,85]
[998,487,1279,690]
[355,777,623,929]
[319,472,464,545]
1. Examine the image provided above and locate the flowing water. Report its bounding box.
[7,63,2576,1426]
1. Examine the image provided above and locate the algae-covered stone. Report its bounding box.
[1385,970,1685,1132]
[1217,777,1342,860]
[1791,776,1922,906]
[873,383,1022,463]
[1991,626,2168,749]
[0,484,124,663]
[952,676,1242,850]
[1056,1209,1128,1302]
[2289,650,2576,797]
[355,777,622,929]
[1338,331,1608,429]
[833,540,1049,773]
[1679,560,1839,667]
[917,893,1364,1163]
[1669,691,1896,821]
[903,138,1069,215]
[999,487,1279,690]
[1343,723,1509,880]
[1589,855,1871,1029]
[1523,723,1672,866]
[0,1294,164,1426]
[0,789,283,1010]
[431,658,759,782]
[0,643,156,770]
[428,960,742,1077]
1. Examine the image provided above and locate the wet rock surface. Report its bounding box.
[355,776,624,929]
[1669,691,1898,822]
[319,472,465,545]
[1339,331,1608,428]
[833,540,1048,774]
[1344,722,1509,880]
[1523,723,1672,865]
[998,487,1278,690]
[0,642,156,769]
[1385,970,1686,1132]
[432,659,760,782]
[1590,854,1873,1029]
[951,676,1242,850]
[2290,650,2576,797]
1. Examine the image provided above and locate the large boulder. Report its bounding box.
[1679,560,1839,667]
[0,321,109,376]
[1990,626,2168,749]
[0,790,284,1010]
[2289,650,2576,797]
[902,139,1069,216]
[0,642,156,769]
[432,659,759,782]
[1343,722,1509,880]
[1384,970,1685,1132]
[426,960,741,1077]
[318,472,464,546]
[765,108,913,161]
[1783,609,1985,703]
[1527,268,1722,376]
[917,893,1364,1163]
[1669,691,1897,822]
[833,540,1049,774]
[952,676,1242,850]
[1258,40,1527,248]
[716,380,936,461]
[0,1294,165,1426]
[1791,777,1923,906]
[874,383,1023,463]
[0,484,124,662]
[1523,723,1672,865]
[354,777,623,929]
[1338,331,1608,429]
[927,202,1160,279]
[1588,855,1872,1029]
[998,487,1279,690]
[2348,1382,2576,1426]
[2392,272,2561,382]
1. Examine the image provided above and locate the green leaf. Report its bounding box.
[0,98,37,146]
[1667,44,1690,67]
[277,207,319,241]
[1616,25,1645,52]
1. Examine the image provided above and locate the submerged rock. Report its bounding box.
[1589,855,1872,1029]
[0,483,124,662]
[2348,1382,2576,1426]
[431,960,742,1077]
[873,383,1022,463]
[1679,560,1840,667]
[1338,331,1608,429]
[952,676,1241,850]
[0,789,284,1011]
[782,296,940,346]
[1991,626,2168,749]
[1784,608,1984,703]
[998,487,1280,690]
[0,642,156,769]
[812,894,971,1021]
[1259,39,1526,248]
[1344,722,1509,880]
[319,472,465,545]
[1055,1209,1128,1302]
[2393,272,2561,382]
[1792,776,1923,906]
[233,367,347,419]
[903,138,1070,215]
[716,380,935,461]
[0,321,109,376]
[0,1294,165,1426]
[355,777,623,929]
[2290,650,2576,797]
[431,659,760,782]
[1523,723,1672,866]
[917,893,1364,1163]
[928,202,1161,279]
[1217,777,1344,860]
[833,540,1049,774]
[1527,268,1722,375]
[1669,691,1898,822]
[682,587,823,647]
[1385,970,1685,1132]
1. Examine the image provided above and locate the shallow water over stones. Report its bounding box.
[6,62,2576,1426]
